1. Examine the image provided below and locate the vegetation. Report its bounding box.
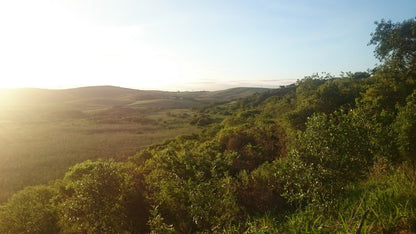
[0,87,264,202]
[0,17,415,233]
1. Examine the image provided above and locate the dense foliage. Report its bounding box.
[1,17,416,233]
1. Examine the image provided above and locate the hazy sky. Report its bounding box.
[0,0,415,91]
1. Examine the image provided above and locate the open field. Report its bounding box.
[0,115,197,201]
[0,86,267,202]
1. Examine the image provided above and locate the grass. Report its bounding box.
[0,90,202,202]
[0,86,268,203]
[224,161,416,233]
[338,164,416,233]
[0,114,199,202]
[274,163,416,233]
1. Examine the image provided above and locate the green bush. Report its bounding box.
[394,90,416,165]
[284,110,375,207]
[56,160,148,233]
[0,185,59,234]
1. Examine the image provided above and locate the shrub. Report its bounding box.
[56,160,148,233]
[0,185,59,234]
[284,110,375,207]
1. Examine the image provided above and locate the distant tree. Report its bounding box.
[190,114,216,126]
[340,71,371,79]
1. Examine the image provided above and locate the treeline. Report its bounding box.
[1,18,416,233]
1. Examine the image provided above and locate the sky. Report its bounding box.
[0,0,415,91]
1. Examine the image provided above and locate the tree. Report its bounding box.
[355,18,416,162]
[369,18,416,73]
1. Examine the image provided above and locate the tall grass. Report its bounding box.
[338,164,416,233]
[0,108,199,202]
[274,163,416,233]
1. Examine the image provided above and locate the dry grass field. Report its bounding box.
[0,86,266,202]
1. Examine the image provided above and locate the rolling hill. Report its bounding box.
[0,85,268,202]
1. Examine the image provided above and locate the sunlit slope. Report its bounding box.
[197,87,269,100]
[0,85,268,202]
[0,86,268,108]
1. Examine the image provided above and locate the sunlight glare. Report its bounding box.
[0,0,189,90]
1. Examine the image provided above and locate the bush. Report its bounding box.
[235,162,289,215]
[284,110,375,207]
[144,142,239,232]
[56,160,148,233]
[394,90,416,165]
[0,185,59,234]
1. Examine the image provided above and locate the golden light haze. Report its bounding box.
[0,0,414,90]
[0,1,201,90]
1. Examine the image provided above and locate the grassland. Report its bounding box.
[0,86,267,202]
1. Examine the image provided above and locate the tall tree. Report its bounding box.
[369,18,416,73]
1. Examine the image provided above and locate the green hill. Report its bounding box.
[0,18,415,233]
[0,85,268,109]
[0,85,268,202]
[196,87,270,101]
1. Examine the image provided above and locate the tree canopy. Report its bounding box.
[370,18,416,72]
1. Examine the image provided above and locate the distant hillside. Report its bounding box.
[1,17,415,234]
[0,85,270,201]
[0,86,269,109]
[196,87,269,101]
